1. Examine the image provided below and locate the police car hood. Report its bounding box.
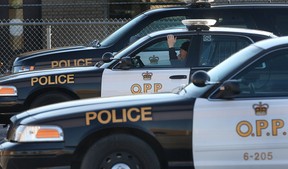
[16,46,94,60]
[0,66,99,83]
[12,93,184,124]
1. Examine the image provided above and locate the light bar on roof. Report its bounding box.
[184,0,214,3]
[182,19,216,27]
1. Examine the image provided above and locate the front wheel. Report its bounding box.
[81,134,161,169]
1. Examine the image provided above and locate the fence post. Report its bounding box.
[46,25,52,49]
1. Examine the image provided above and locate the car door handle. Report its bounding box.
[169,75,187,79]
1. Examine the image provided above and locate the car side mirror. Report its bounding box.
[191,70,210,87]
[102,52,114,63]
[90,39,100,47]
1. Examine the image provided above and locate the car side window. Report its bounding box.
[273,15,288,36]
[131,37,191,68]
[232,49,288,98]
[137,16,185,37]
[215,13,252,29]
[198,35,251,67]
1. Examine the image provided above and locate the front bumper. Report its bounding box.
[0,140,74,169]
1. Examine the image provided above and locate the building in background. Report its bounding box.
[40,0,181,19]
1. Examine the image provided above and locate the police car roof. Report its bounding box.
[147,26,276,38]
[142,3,288,16]
[210,4,288,8]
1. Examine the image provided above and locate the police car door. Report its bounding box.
[193,49,288,169]
[101,36,191,97]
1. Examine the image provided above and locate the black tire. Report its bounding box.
[30,91,73,108]
[81,134,161,169]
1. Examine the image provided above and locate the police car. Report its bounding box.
[0,19,276,124]
[10,1,288,73]
[1,36,288,169]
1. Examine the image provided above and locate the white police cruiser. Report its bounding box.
[96,19,275,97]
[1,36,288,169]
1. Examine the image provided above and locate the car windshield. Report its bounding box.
[98,15,144,47]
[97,10,186,48]
[98,35,150,68]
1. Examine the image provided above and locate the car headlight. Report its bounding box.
[13,125,64,142]
[12,65,35,73]
[0,86,17,96]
